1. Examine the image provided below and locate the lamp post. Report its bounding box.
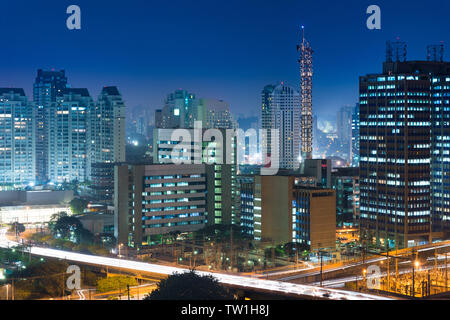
[412,260,420,297]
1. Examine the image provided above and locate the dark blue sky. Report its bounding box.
[1,0,449,118]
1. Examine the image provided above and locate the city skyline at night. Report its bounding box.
[2,0,450,305]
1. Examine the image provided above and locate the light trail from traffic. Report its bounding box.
[0,229,391,300]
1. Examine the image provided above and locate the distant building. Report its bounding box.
[351,103,360,167]
[199,98,237,129]
[303,159,332,188]
[155,90,197,129]
[0,89,35,186]
[90,86,126,167]
[337,105,353,162]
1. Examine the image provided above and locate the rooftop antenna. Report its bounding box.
[386,40,407,62]
[427,44,444,62]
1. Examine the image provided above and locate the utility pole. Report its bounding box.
[127,284,130,300]
[395,256,398,292]
[320,251,324,287]
[230,225,233,271]
[446,253,448,291]
[387,249,390,292]
[435,248,438,272]
[61,273,65,300]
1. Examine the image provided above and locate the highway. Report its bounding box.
[0,229,391,300]
[276,242,450,282]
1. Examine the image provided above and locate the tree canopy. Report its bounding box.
[48,212,93,244]
[8,222,25,235]
[145,270,234,300]
[69,198,89,215]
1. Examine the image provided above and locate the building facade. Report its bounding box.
[33,69,68,183]
[90,86,126,166]
[115,164,208,247]
[351,103,360,167]
[48,88,93,183]
[153,127,237,225]
[0,89,35,186]
[240,174,336,251]
[261,84,301,170]
[359,56,450,248]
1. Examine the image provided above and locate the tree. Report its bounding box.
[7,260,70,299]
[9,222,25,235]
[145,270,234,300]
[48,211,93,244]
[69,198,89,215]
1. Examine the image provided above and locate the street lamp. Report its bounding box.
[118,243,124,258]
[412,260,420,297]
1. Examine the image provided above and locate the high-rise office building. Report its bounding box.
[48,88,93,183]
[359,43,450,248]
[261,84,301,170]
[0,89,35,186]
[430,67,450,236]
[33,69,68,183]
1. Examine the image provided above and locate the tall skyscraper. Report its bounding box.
[430,64,450,236]
[298,26,313,160]
[359,43,450,248]
[48,88,93,183]
[90,86,126,165]
[0,89,35,186]
[33,69,68,183]
[261,84,301,170]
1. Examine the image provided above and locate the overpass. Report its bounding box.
[0,229,391,300]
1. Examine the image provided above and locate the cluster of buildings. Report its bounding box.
[6,36,450,256]
[0,69,126,187]
[112,29,341,253]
